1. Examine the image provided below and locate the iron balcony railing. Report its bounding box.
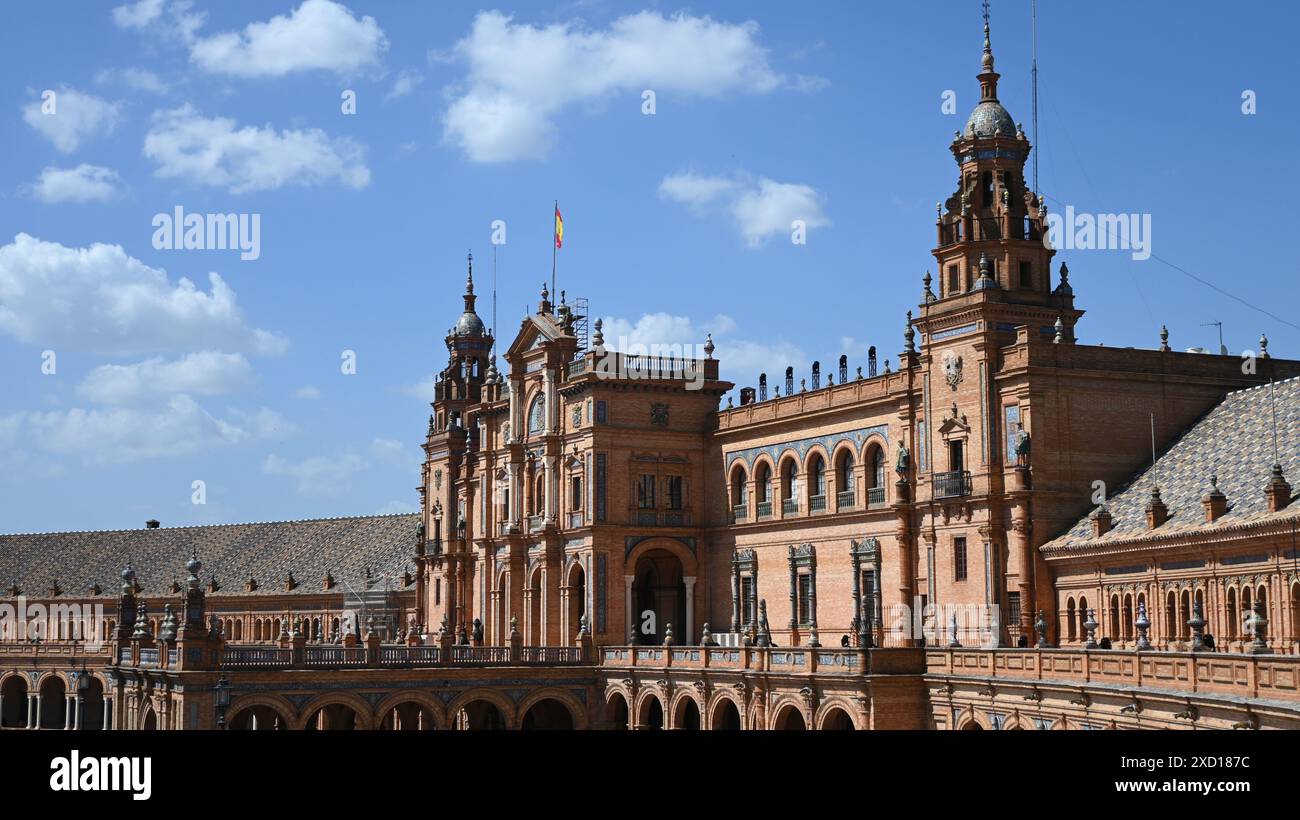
[867,486,886,507]
[934,470,973,499]
[809,494,827,512]
[782,498,799,516]
[836,490,857,510]
[755,501,773,519]
[732,504,748,523]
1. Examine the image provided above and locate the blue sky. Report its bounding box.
[1,0,1296,533]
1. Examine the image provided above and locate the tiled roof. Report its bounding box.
[1044,377,1300,552]
[0,514,420,598]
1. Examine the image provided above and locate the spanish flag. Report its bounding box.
[554,204,564,249]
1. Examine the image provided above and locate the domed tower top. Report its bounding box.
[966,2,1015,138]
[451,252,486,338]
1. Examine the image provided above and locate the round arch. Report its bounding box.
[516,688,588,730]
[770,700,809,731]
[669,689,705,730]
[228,694,295,731]
[955,707,989,730]
[602,687,631,730]
[802,443,832,476]
[447,688,515,730]
[294,692,375,731]
[633,688,667,730]
[707,693,744,730]
[815,699,860,730]
[625,537,699,577]
[373,690,448,731]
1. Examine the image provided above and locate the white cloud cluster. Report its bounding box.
[0,233,287,356]
[600,312,806,389]
[31,165,122,204]
[385,69,424,101]
[111,0,166,29]
[263,452,368,497]
[95,67,170,95]
[190,0,387,77]
[443,11,790,162]
[659,171,830,247]
[15,395,288,466]
[143,105,370,193]
[22,87,120,153]
[76,351,255,404]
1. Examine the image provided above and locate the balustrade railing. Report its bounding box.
[755,501,773,519]
[809,494,827,512]
[782,498,799,515]
[933,470,972,499]
[732,504,748,523]
[867,486,886,507]
[836,490,857,509]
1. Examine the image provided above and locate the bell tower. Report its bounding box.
[925,5,1080,340]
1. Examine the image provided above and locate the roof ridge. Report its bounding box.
[1227,374,1300,396]
[0,512,420,539]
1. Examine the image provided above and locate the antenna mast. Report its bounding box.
[1031,0,1039,196]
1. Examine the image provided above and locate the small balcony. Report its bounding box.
[809,494,827,513]
[836,490,857,510]
[755,500,773,519]
[933,470,973,499]
[782,498,799,516]
[867,486,886,508]
[732,504,748,523]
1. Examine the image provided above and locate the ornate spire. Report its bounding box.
[978,0,1000,102]
[461,251,477,314]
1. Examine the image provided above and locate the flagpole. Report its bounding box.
[551,200,558,304]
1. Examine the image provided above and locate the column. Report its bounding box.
[624,575,635,642]
[730,565,740,632]
[26,694,35,729]
[683,576,696,645]
[103,697,111,731]
[74,694,83,730]
[64,694,72,730]
[546,455,559,522]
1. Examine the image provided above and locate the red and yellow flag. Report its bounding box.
[554,204,564,249]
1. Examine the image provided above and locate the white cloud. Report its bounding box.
[143,105,370,193]
[0,233,287,356]
[95,67,170,95]
[190,0,387,78]
[600,312,806,389]
[385,69,424,101]
[263,452,367,497]
[397,377,436,402]
[443,11,789,162]
[76,351,255,404]
[21,395,262,465]
[22,87,120,153]
[292,385,321,400]
[31,165,122,204]
[371,436,421,470]
[660,171,830,247]
[112,0,165,29]
[375,499,417,515]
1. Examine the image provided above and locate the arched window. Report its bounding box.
[1078,596,1089,640]
[1066,598,1076,642]
[755,462,771,503]
[780,458,799,514]
[1166,592,1177,641]
[1109,596,1120,640]
[1122,595,1134,640]
[528,394,546,435]
[808,454,825,500]
[730,465,748,510]
[836,450,855,500]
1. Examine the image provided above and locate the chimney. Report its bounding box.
[1145,486,1168,529]
[1202,475,1228,523]
[1089,505,1113,537]
[1266,465,1293,513]
[145,519,160,529]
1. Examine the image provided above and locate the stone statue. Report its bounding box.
[1015,429,1031,467]
[472,618,484,643]
[895,441,911,475]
